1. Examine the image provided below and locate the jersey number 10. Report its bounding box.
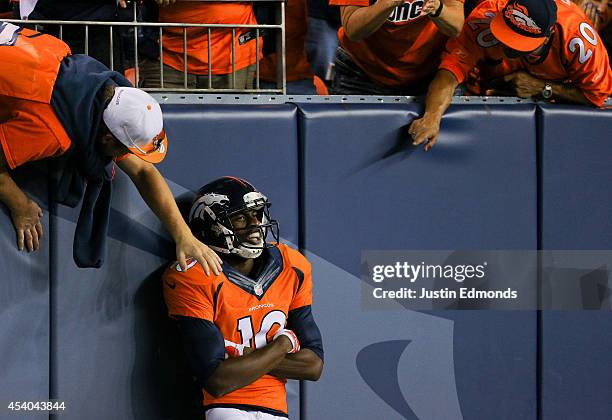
[237,310,287,349]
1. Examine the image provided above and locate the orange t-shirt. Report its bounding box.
[159,3,261,75]
[163,244,313,415]
[0,24,72,168]
[329,0,464,87]
[439,0,612,106]
[260,0,314,82]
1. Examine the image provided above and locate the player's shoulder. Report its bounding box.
[162,257,220,286]
[275,243,311,272]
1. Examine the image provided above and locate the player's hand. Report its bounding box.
[273,329,301,354]
[224,340,250,358]
[118,0,127,8]
[504,71,546,99]
[175,232,222,276]
[9,196,43,252]
[409,114,441,151]
[422,0,442,15]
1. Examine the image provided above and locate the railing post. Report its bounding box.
[275,0,286,95]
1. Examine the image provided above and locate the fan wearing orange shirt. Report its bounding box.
[163,177,324,420]
[328,0,465,95]
[260,0,317,94]
[140,1,260,90]
[410,0,612,151]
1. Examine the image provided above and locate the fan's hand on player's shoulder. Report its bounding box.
[409,114,441,152]
[175,233,222,276]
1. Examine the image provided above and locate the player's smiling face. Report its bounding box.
[229,207,265,247]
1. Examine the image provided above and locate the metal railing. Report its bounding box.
[2,0,287,93]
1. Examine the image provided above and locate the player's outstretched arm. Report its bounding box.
[117,156,222,274]
[0,149,43,252]
[409,69,458,151]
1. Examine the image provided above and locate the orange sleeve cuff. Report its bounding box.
[581,89,607,108]
[439,62,466,85]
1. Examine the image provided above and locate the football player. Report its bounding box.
[410,0,612,150]
[163,177,324,419]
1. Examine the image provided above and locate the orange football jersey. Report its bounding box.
[439,0,612,106]
[329,0,465,87]
[159,3,261,75]
[163,243,313,415]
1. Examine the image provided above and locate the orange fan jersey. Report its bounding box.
[260,0,314,83]
[163,243,313,415]
[439,0,612,106]
[159,3,261,75]
[329,0,465,87]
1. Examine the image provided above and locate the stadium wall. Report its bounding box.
[0,101,610,420]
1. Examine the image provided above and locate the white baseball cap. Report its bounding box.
[102,87,168,164]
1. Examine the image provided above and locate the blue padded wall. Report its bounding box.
[539,104,612,420]
[6,100,608,419]
[0,162,50,418]
[51,104,300,419]
[298,103,538,420]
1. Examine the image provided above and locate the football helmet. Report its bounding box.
[188,177,279,259]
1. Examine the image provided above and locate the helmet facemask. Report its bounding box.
[220,202,279,259]
[189,188,279,259]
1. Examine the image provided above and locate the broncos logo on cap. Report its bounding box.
[505,2,542,34]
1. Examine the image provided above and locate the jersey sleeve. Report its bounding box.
[286,249,313,310]
[174,315,226,387]
[162,261,217,321]
[287,305,324,362]
[562,19,612,106]
[439,16,488,84]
